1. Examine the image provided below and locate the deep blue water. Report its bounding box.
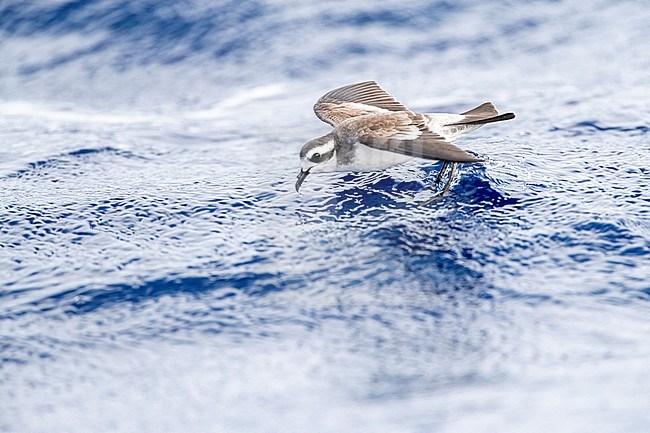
[1,1,649,432]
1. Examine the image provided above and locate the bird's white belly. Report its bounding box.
[335,142,412,172]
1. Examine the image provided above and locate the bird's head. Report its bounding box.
[295,134,336,192]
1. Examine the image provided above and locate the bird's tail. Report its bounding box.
[446,102,516,126]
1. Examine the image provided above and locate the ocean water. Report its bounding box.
[1,1,649,432]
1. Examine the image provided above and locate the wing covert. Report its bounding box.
[314,81,411,127]
[337,113,482,163]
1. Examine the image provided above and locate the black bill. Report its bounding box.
[295,169,310,192]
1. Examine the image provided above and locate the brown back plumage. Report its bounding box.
[336,112,482,163]
[311,81,514,164]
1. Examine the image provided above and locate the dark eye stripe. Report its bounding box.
[309,149,334,163]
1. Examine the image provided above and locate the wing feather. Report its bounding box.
[337,113,482,163]
[314,81,410,127]
[369,133,483,162]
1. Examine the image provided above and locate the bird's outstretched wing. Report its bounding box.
[337,112,482,163]
[313,81,411,127]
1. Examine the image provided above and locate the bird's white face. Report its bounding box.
[295,135,338,191]
[300,138,336,174]
[295,135,337,192]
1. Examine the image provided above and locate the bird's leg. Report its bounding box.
[439,162,457,196]
[420,163,458,206]
[433,162,450,185]
[409,161,450,200]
